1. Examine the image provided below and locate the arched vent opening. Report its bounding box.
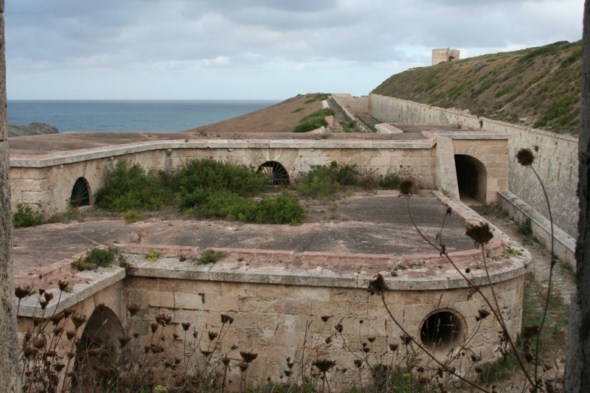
[454,155,487,203]
[420,310,464,349]
[258,161,290,185]
[70,177,91,207]
[72,305,124,391]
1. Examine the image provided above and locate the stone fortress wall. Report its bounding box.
[369,93,579,239]
[10,139,438,215]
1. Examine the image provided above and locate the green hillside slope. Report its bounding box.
[372,41,582,134]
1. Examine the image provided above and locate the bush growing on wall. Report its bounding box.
[12,203,44,227]
[94,160,172,212]
[94,159,305,224]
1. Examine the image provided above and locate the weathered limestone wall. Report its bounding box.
[123,261,524,388]
[370,94,579,237]
[10,140,436,215]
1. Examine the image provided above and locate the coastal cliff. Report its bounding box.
[8,122,58,137]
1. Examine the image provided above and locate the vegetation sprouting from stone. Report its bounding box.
[94,159,305,225]
[71,247,124,271]
[95,159,403,223]
[293,108,335,133]
[195,249,226,265]
[95,160,173,212]
[12,203,44,227]
[296,161,402,198]
[373,40,582,133]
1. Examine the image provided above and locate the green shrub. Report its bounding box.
[195,249,226,265]
[146,250,162,262]
[518,218,533,237]
[297,162,360,197]
[379,172,402,189]
[177,159,268,210]
[123,210,144,223]
[72,247,121,271]
[13,204,44,228]
[296,167,341,198]
[95,160,172,212]
[293,108,334,133]
[238,193,305,224]
[188,191,304,225]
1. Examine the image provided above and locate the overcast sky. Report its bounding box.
[5,0,584,100]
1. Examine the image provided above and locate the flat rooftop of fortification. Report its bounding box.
[12,190,521,294]
[8,124,494,158]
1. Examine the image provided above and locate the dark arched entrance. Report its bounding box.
[455,155,487,203]
[70,177,91,207]
[258,161,290,185]
[72,305,124,391]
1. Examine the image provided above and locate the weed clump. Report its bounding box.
[95,160,173,212]
[71,247,123,271]
[195,249,226,265]
[293,108,334,133]
[13,203,44,227]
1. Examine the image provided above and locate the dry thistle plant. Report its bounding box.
[366,148,561,393]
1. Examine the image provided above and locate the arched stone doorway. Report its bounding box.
[73,305,124,391]
[455,155,487,203]
[70,177,91,207]
[257,161,290,185]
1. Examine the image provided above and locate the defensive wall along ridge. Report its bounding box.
[367,93,578,266]
[369,93,579,239]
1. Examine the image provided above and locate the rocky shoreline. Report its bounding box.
[8,122,59,137]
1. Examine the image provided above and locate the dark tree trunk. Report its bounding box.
[566,1,590,391]
[0,1,20,391]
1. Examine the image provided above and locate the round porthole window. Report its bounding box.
[420,309,464,349]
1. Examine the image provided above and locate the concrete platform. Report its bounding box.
[13,190,487,291]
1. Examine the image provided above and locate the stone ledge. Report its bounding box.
[122,243,527,291]
[498,190,576,266]
[17,266,125,317]
[10,138,436,168]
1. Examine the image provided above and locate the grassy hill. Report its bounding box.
[372,41,582,134]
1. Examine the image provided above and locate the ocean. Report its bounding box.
[7,99,278,133]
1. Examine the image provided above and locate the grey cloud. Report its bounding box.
[5,0,583,75]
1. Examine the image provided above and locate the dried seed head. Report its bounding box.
[240,351,258,363]
[368,274,388,295]
[313,359,336,373]
[389,343,398,352]
[321,315,331,322]
[335,323,343,333]
[516,148,535,167]
[400,334,413,345]
[58,280,70,292]
[71,313,87,329]
[399,179,415,197]
[118,336,131,348]
[126,303,141,316]
[220,314,234,325]
[155,313,172,326]
[465,221,493,246]
[181,322,191,331]
[208,331,218,341]
[15,286,33,299]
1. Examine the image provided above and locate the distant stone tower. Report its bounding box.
[432,48,460,65]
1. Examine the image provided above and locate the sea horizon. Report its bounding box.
[7,99,279,133]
